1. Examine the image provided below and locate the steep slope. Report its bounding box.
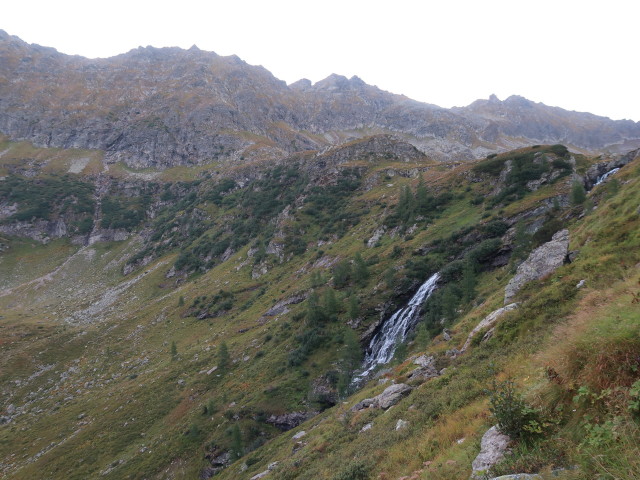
[1,30,639,169]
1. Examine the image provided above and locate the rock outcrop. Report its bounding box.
[470,426,512,479]
[265,412,316,431]
[504,229,569,304]
[407,355,440,382]
[351,383,412,411]
[462,304,519,352]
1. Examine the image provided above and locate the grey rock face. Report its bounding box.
[504,229,569,304]
[0,219,68,243]
[470,425,512,479]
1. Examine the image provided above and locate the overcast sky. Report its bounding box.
[3,0,638,121]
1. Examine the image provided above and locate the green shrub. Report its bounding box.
[488,379,541,440]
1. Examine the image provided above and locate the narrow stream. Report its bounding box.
[356,272,440,380]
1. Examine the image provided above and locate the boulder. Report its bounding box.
[504,229,569,304]
[470,426,512,479]
[351,383,412,412]
[352,398,376,412]
[374,383,412,409]
[462,303,518,352]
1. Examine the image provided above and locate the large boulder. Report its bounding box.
[462,303,519,352]
[351,383,413,411]
[471,426,512,479]
[374,383,412,409]
[504,229,569,304]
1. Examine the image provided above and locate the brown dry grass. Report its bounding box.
[536,278,640,394]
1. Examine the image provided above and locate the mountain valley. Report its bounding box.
[1,32,639,480]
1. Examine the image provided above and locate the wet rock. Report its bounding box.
[584,148,638,190]
[504,229,569,304]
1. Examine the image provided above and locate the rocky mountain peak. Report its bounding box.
[1,31,639,168]
[289,78,313,90]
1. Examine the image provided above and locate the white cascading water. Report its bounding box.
[595,167,620,186]
[356,272,440,380]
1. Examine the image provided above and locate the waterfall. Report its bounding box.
[356,272,440,380]
[595,167,620,186]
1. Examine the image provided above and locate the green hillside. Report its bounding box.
[1,139,638,480]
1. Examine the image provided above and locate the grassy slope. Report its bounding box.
[0,144,638,480]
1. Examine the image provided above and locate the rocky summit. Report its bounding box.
[1,29,640,168]
[1,31,640,480]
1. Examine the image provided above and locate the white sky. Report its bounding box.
[3,0,639,121]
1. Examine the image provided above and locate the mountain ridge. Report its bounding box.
[1,30,639,168]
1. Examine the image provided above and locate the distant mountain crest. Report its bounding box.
[1,31,639,168]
